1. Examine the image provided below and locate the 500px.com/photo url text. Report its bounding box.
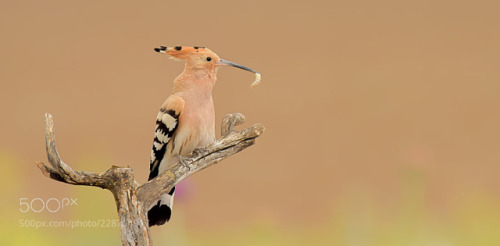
[19,219,119,229]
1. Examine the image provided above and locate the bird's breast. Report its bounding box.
[173,94,216,156]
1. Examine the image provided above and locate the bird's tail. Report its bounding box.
[147,186,175,227]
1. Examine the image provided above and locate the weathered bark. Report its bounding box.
[36,113,264,245]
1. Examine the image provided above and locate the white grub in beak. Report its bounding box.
[251,73,262,88]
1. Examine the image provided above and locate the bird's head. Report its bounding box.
[154,46,261,87]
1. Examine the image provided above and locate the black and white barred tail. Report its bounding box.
[147,187,175,226]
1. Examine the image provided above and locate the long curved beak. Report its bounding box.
[218,59,259,74]
[217,59,262,87]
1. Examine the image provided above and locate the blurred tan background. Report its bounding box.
[1,0,500,245]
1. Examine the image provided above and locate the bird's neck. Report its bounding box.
[172,65,217,94]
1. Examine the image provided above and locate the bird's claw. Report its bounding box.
[178,156,191,171]
[192,148,208,157]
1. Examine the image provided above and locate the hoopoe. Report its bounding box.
[147,46,261,227]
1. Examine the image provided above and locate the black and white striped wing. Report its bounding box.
[148,108,180,180]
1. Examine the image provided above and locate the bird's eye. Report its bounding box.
[206,57,212,62]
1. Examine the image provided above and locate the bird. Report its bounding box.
[147,46,261,227]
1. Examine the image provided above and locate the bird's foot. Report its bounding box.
[192,148,208,158]
[178,156,191,171]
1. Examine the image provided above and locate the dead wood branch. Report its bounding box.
[36,113,264,246]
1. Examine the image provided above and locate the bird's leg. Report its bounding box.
[177,155,191,171]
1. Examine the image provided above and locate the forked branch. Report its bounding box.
[35,113,264,246]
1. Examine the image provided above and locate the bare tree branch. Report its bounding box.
[36,113,112,188]
[35,112,264,246]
